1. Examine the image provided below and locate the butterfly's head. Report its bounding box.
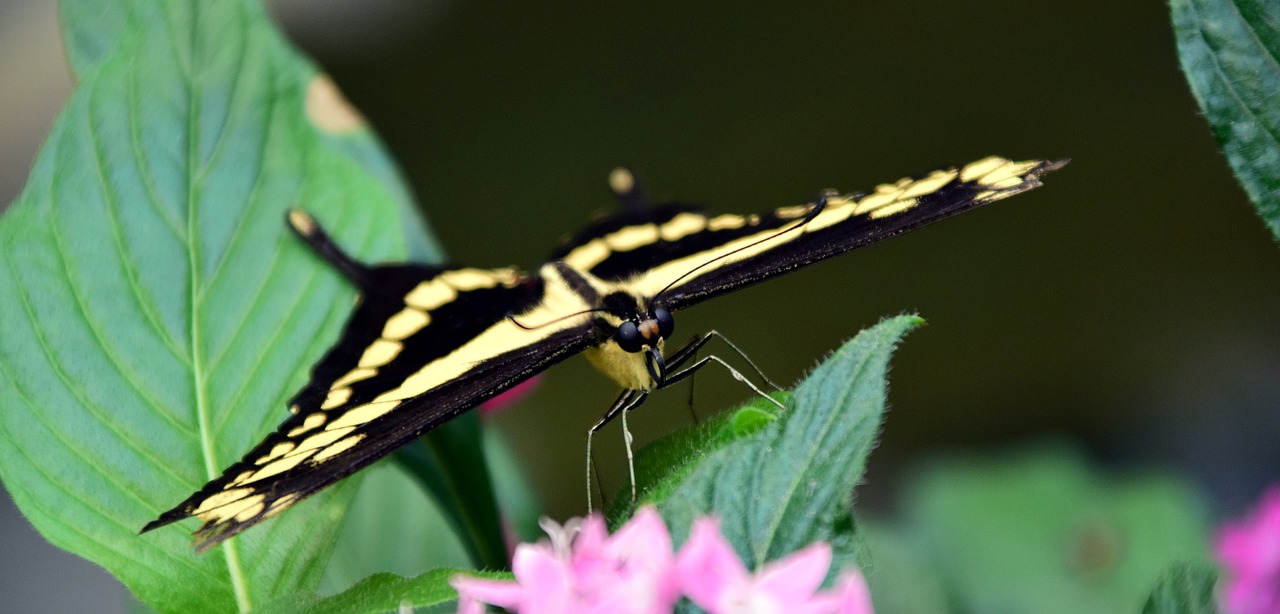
[614,307,674,354]
[586,293,677,390]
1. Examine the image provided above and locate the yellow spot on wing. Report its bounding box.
[608,224,660,251]
[192,488,254,515]
[232,499,267,523]
[287,413,327,437]
[960,156,1006,182]
[707,214,751,230]
[326,401,400,430]
[854,191,900,214]
[771,206,811,220]
[560,241,611,271]
[404,280,456,310]
[311,433,367,462]
[332,367,376,388]
[977,160,1040,186]
[358,339,402,368]
[868,198,919,219]
[659,213,708,241]
[291,426,357,457]
[900,169,958,199]
[442,268,519,291]
[382,308,430,340]
[244,453,311,484]
[264,494,300,519]
[200,493,266,524]
[258,441,297,464]
[321,387,352,410]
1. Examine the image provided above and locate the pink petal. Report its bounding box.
[675,517,749,609]
[450,575,524,611]
[1216,485,1280,614]
[609,507,675,570]
[754,542,833,604]
[511,545,574,612]
[830,571,874,614]
[606,507,680,612]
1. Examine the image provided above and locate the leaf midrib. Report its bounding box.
[177,4,251,610]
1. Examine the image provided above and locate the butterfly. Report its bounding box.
[142,155,1065,551]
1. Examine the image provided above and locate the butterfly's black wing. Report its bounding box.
[143,214,597,551]
[555,156,1066,310]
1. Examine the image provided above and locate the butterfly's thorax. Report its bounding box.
[534,260,666,391]
[585,336,664,390]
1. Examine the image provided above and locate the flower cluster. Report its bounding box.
[451,507,872,614]
[1216,485,1280,614]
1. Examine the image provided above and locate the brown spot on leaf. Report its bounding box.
[305,74,364,134]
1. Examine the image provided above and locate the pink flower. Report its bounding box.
[452,508,678,614]
[1217,485,1280,614]
[674,517,873,614]
[452,509,872,614]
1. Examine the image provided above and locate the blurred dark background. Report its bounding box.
[3,0,1278,611]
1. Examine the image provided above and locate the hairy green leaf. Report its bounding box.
[1142,563,1220,614]
[1172,0,1280,240]
[0,0,447,611]
[656,315,922,573]
[260,569,495,614]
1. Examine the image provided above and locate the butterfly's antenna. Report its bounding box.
[507,307,611,330]
[286,209,373,288]
[651,193,830,303]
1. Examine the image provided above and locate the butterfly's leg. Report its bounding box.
[663,331,782,392]
[659,354,785,410]
[586,389,649,513]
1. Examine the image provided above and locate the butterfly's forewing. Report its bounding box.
[143,263,596,550]
[556,157,1065,311]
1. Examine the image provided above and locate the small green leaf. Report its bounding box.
[607,392,785,523]
[1141,563,1220,614]
[1172,0,1280,240]
[655,315,922,572]
[260,569,497,614]
[0,0,453,612]
[902,444,1211,614]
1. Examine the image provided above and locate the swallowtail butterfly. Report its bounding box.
[142,156,1065,550]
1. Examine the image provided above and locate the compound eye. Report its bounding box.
[616,321,644,353]
[654,307,674,339]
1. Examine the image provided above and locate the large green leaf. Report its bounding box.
[655,315,921,574]
[0,1,450,611]
[1172,0,1280,240]
[320,460,472,596]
